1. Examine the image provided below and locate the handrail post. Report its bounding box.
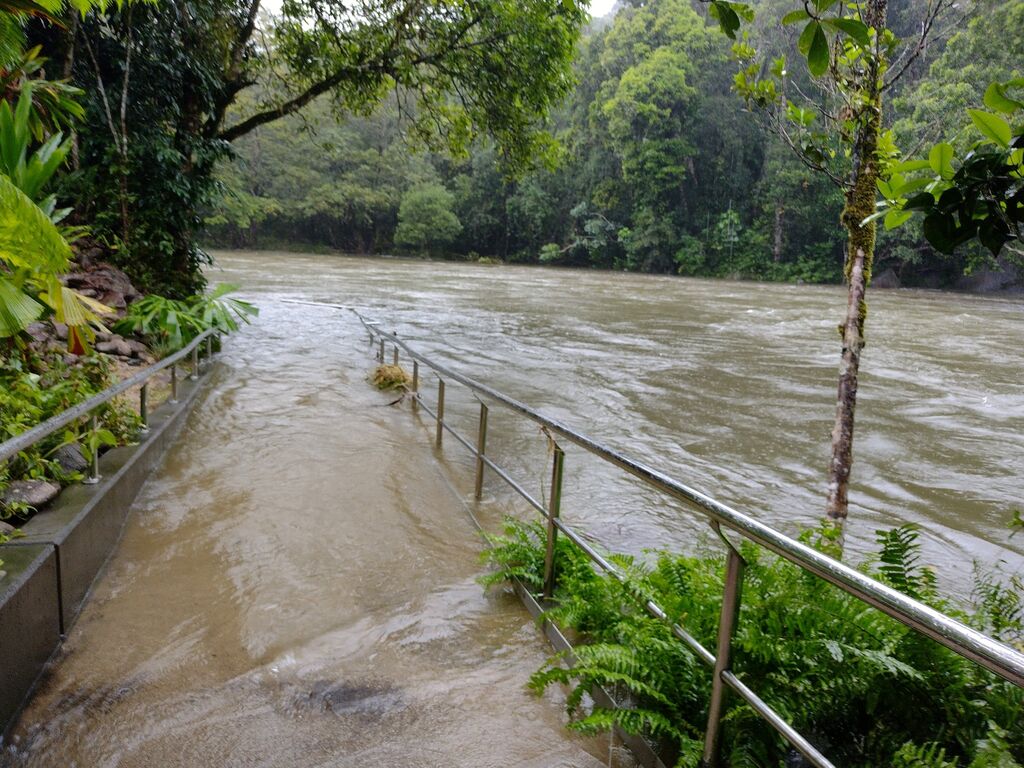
[435,378,445,447]
[474,402,489,499]
[542,444,565,600]
[170,364,178,403]
[393,344,399,366]
[206,334,213,362]
[83,414,101,485]
[139,383,149,433]
[191,344,199,380]
[412,361,419,411]
[702,546,746,767]
[379,338,385,362]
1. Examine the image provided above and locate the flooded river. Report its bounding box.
[212,251,1022,571]
[4,250,1022,765]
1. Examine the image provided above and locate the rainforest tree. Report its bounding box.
[40,0,588,295]
[705,0,963,532]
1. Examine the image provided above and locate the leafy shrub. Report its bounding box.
[539,243,563,264]
[113,283,256,354]
[0,352,140,513]
[481,519,1024,767]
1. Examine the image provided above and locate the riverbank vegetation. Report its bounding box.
[209,0,1023,291]
[481,517,1024,767]
[22,0,588,299]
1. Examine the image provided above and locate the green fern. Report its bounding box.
[970,724,1024,768]
[971,568,1024,646]
[481,518,1024,767]
[875,524,939,601]
[479,517,548,591]
[893,741,960,768]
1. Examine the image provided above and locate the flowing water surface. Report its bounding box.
[212,251,1022,571]
[4,250,1022,766]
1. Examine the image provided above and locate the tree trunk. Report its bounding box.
[825,247,866,525]
[825,0,887,530]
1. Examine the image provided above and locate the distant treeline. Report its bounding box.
[208,0,1024,289]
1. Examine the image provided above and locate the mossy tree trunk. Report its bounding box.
[825,0,887,530]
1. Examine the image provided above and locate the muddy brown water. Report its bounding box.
[3,250,1022,766]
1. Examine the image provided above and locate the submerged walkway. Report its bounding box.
[1,302,621,768]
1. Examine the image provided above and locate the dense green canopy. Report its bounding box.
[33,0,588,295]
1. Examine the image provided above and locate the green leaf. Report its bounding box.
[786,101,816,127]
[884,209,913,230]
[984,82,1024,114]
[781,9,809,24]
[968,109,1013,148]
[797,20,818,56]
[725,1,755,22]
[978,216,1010,255]
[806,23,829,77]
[893,159,932,173]
[825,17,870,47]
[922,212,956,253]
[0,173,72,276]
[892,176,935,196]
[709,2,742,39]
[928,142,954,179]
[0,275,44,337]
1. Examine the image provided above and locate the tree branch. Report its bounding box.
[228,0,261,81]
[883,0,957,93]
[79,24,124,157]
[218,65,367,142]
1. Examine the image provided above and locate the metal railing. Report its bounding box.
[0,329,219,483]
[353,310,1024,768]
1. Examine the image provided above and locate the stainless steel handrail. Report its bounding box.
[0,329,219,467]
[352,309,1024,768]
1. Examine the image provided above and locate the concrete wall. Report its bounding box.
[0,369,212,739]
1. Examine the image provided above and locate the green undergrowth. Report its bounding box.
[480,519,1024,768]
[0,351,140,531]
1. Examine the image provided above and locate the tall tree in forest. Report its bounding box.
[43,0,587,295]
[706,0,961,533]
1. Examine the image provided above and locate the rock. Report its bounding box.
[95,331,112,343]
[76,246,105,269]
[1,480,61,511]
[54,322,68,340]
[63,261,141,312]
[954,257,1023,293]
[99,290,128,310]
[872,268,901,289]
[24,322,51,343]
[0,520,15,535]
[126,339,150,359]
[96,338,133,357]
[55,443,89,474]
